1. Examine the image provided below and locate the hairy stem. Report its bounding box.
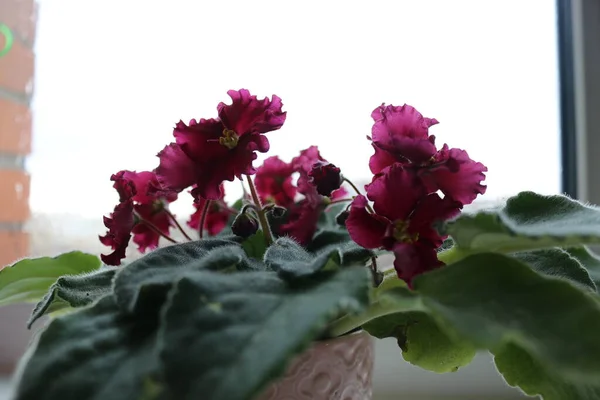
[437,246,471,265]
[245,175,274,246]
[343,177,363,197]
[343,177,374,213]
[326,298,413,338]
[198,200,211,239]
[380,246,470,283]
[326,246,472,336]
[369,256,383,287]
[164,209,192,241]
[136,215,179,244]
[327,198,353,206]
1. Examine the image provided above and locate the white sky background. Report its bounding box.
[28,0,560,219]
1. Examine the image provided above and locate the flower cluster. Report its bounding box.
[187,192,231,236]
[99,171,177,265]
[100,89,285,265]
[99,90,486,286]
[346,104,487,284]
[154,89,286,200]
[255,147,346,245]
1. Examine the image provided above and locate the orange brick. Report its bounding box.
[0,98,31,154]
[0,230,28,268]
[0,170,29,223]
[0,0,37,45]
[0,39,34,95]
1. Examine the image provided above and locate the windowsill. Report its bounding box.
[0,379,12,400]
[0,344,527,400]
[0,381,525,400]
[373,339,526,399]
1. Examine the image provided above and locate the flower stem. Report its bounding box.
[223,204,240,214]
[382,265,397,281]
[164,209,193,241]
[379,247,471,283]
[198,200,211,239]
[437,246,471,265]
[326,297,415,338]
[343,177,374,213]
[136,216,179,244]
[326,198,353,206]
[343,177,363,197]
[245,175,274,246]
[327,247,472,337]
[369,256,383,287]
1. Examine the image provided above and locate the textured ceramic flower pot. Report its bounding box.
[256,331,374,400]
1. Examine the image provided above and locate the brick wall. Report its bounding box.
[0,0,36,268]
[0,0,37,376]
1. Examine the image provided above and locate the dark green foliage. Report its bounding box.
[0,252,101,307]
[9,191,600,400]
[12,235,372,400]
[28,267,117,328]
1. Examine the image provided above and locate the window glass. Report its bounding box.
[1,0,559,397]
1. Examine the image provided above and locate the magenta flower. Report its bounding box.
[346,164,460,285]
[278,200,322,245]
[254,156,297,206]
[368,144,398,177]
[231,212,260,238]
[99,176,136,266]
[131,203,172,253]
[187,187,231,236]
[421,145,488,206]
[254,146,347,245]
[291,146,324,202]
[154,89,286,200]
[369,103,487,206]
[100,171,177,265]
[370,104,439,166]
[308,161,342,197]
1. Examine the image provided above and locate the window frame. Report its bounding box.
[562,0,600,202]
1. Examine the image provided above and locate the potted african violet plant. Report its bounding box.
[2,89,600,400]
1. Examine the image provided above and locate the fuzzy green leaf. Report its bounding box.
[362,283,474,373]
[113,240,249,315]
[566,247,600,291]
[318,202,348,229]
[0,252,101,307]
[327,281,420,339]
[210,199,244,238]
[308,202,352,252]
[264,237,328,279]
[437,237,454,253]
[264,237,371,280]
[27,267,117,328]
[13,296,162,400]
[495,343,600,400]
[314,240,374,267]
[513,248,596,292]
[366,311,476,373]
[158,267,371,400]
[241,231,268,260]
[264,237,312,264]
[307,229,350,252]
[446,192,600,253]
[414,252,600,382]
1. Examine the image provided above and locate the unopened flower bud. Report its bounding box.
[231,212,259,238]
[308,161,342,197]
[270,206,287,218]
[336,210,350,226]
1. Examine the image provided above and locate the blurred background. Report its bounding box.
[1,0,599,399]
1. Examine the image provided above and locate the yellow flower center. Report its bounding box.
[393,220,418,243]
[219,129,239,150]
[152,200,165,212]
